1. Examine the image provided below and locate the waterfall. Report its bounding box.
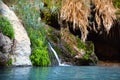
[48,42,69,66]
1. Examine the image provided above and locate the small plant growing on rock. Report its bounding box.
[113,0,120,8]
[7,58,12,66]
[0,15,14,39]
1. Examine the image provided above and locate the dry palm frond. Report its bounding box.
[60,0,90,41]
[60,0,116,41]
[93,0,116,33]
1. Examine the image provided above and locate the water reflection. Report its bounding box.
[0,66,120,80]
[0,67,31,80]
[29,67,49,80]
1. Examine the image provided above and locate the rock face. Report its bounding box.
[0,1,32,66]
[0,33,12,54]
[0,33,12,66]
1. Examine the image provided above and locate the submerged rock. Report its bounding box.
[0,1,31,66]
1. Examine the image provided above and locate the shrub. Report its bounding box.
[30,48,50,66]
[27,27,50,66]
[0,15,14,39]
[14,0,50,66]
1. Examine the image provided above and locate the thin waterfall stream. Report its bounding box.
[48,42,69,66]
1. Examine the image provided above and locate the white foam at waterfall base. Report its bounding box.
[48,42,70,66]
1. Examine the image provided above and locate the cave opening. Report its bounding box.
[45,11,120,62]
[87,20,120,62]
[67,20,120,62]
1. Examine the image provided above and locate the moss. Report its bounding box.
[115,10,120,19]
[47,29,61,43]
[53,46,61,55]
[41,9,52,25]
[0,15,14,39]
[76,36,86,50]
[76,36,94,60]
[64,42,76,55]
[40,0,61,27]
[7,58,12,66]
[48,34,58,43]
[113,0,120,8]
[83,41,94,60]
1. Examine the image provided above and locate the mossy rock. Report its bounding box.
[46,25,98,65]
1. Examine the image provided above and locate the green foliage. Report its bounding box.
[7,58,12,66]
[76,37,94,60]
[40,0,61,25]
[113,0,120,8]
[14,0,50,66]
[30,48,50,66]
[83,42,94,60]
[64,42,76,55]
[27,27,50,66]
[76,37,86,50]
[0,15,14,39]
[113,0,120,19]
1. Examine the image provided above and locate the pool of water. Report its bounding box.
[0,66,120,80]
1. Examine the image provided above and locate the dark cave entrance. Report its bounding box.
[87,32,120,62]
[87,23,120,62]
[47,13,120,62]
[67,20,120,62]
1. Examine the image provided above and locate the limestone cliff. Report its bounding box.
[0,1,31,66]
[0,32,12,66]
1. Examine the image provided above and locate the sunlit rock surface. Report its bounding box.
[0,1,31,66]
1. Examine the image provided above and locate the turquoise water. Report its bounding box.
[0,66,120,80]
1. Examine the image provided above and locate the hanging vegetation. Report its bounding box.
[93,0,116,33]
[60,0,90,41]
[60,0,116,41]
